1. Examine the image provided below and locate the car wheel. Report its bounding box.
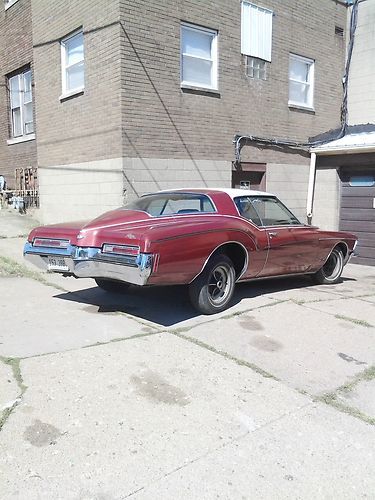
[312,247,344,285]
[94,278,130,293]
[189,254,236,315]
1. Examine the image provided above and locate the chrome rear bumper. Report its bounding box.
[23,242,154,286]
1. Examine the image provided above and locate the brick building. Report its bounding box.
[0,0,37,196]
[1,0,347,224]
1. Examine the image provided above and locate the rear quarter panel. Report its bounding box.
[145,215,262,285]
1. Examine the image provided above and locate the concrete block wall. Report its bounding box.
[0,0,37,188]
[38,158,124,223]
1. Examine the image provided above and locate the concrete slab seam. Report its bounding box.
[0,255,68,293]
[123,401,314,498]
[315,364,375,426]
[165,299,288,336]
[0,356,27,432]
[335,314,373,329]
[13,331,161,363]
[297,301,375,328]
[168,330,279,380]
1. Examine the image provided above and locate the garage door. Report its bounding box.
[340,169,375,266]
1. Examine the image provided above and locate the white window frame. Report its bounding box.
[8,69,34,140]
[4,0,20,10]
[180,22,218,91]
[288,53,315,110]
[241,1,273,62]
[60,30,84,99]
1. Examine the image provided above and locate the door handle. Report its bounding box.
[269,232,278,238]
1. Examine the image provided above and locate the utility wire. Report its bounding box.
[234,0,359,165]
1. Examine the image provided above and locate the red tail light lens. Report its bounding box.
[33,238,70,248]
[102,244,140,256]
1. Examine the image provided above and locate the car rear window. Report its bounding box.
[124,193,216,217]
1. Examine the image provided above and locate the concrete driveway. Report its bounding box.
[0,225,374,499]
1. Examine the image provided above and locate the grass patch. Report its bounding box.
[0,356,27,394]
[317,364,375,426]
[0,357,27,432]
[0,255,67,292]
[335,314,373,328]
[317,392,375,426]
[338,364,375,394]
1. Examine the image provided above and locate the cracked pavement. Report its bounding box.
[0,230,375,499]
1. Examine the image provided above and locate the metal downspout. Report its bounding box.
[306,152,317,225]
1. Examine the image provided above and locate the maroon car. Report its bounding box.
[24,188,357,314]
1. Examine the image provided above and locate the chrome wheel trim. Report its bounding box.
[207,265,232,306]
[322,250,342,280]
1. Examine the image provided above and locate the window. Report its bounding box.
[8,69,34,138]
[235,196,301,227]
[289,54,314,109]
[61,30,84,97]
[241,2,273,62]
[181,23,218,90]
[125,193,216,217]
[349,176,375,187]
[246,56,267,80]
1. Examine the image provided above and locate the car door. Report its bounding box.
[249,197,318,277]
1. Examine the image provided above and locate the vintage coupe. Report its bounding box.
[24,188,357,314]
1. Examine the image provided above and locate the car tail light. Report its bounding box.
[33,238,70,248]
[102,244,140,256]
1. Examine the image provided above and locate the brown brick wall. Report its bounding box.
[31,0,123,167]
[0,0,37,189]
[120,0,346,165]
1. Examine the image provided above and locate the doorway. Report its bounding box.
[232,162,266,191]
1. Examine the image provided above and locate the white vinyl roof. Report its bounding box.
[311,131,375,155]
[213,188,274,198]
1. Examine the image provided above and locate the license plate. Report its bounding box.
[47,256,69,271]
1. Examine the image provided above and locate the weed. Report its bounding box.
[0,255,67,292]
[0,357,27,431]
[335,314,373,328]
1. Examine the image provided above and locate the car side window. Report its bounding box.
[234,197,262,226]
[235,196,301,226]
[251,197,301,226]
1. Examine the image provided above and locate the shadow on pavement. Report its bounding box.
[52,274,352,327]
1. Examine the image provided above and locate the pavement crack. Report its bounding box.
[0,356,27,432]
[122,401,313,497]
[168,330,278,380]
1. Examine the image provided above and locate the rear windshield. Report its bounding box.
[124,193,216,217]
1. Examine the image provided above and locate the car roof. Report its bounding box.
[146,187,275,198]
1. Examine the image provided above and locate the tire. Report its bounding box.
[189,254,236,315]
[95,278,130,293]
[312,247,344,285]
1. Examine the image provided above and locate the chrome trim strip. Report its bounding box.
[188,241,250,284]
[23,242,153,286]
